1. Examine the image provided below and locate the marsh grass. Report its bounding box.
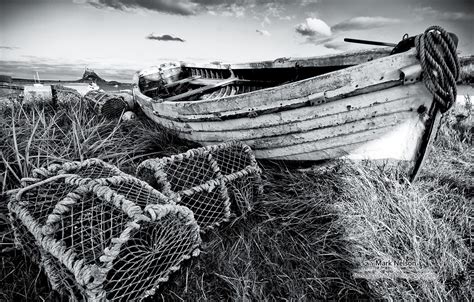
[0,95,471,301]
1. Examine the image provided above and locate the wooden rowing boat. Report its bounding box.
[133,31,472,179]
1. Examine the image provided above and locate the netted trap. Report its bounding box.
[84,91,134,119]
[52,85,82,108]
[137,141,262,231]
[8,158,201,301]
[31,158,128,181]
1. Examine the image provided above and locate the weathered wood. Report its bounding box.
[132,48,448,164]
[179,98,425,143]
[231,111,413,150]
[163,77,237,102]
[183,47,393,70]
[252,126,395,159]
[138,84,433,161]
[165,75,201,88]
[148,83,430,135]
[151,49,418,119]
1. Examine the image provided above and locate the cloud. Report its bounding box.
[295,18,332,37]
[83,0,198,15]
[256,29,271,36]
[296,16,402,47]
[414,6,474,21]
[221,4,245,17]
[332,16,401,32]
[0,46,19,50]
[146,34,185,42]
[323,40,351,51]
[79,0,323,18]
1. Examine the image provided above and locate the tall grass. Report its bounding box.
[0,95,471,301]
[0,100,194,192]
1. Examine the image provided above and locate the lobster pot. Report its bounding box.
[51,85,82,108]
[9,210,43,263]
[137,142,262,231]
[207,142,263,213]
[84,91,132,119]
[8,159,201,301]
[31,158,127,180]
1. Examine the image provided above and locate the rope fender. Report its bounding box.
[415,25,460,113]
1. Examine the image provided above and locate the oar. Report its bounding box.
[343,38,397,47]
[344,33,458,54]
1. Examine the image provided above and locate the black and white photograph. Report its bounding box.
[0,0,472,301]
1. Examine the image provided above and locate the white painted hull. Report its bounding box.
[134,48,440,168]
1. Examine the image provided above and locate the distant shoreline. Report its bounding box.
[8,78,132,85]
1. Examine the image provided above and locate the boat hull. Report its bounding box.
[133,49,444,174]
[136,83,432,162]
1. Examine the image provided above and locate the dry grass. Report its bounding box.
[0,95,471,301]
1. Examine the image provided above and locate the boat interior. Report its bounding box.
[138,33,472,103]
[138,63,353,102]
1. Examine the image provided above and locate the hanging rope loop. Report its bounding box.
[414,25,460,113]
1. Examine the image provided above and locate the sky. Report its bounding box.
[0,0,472,82]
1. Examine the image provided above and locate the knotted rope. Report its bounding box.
[414,25,460,113]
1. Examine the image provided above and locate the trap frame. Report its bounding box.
[9,158,201,301]
[84,91,132,119]
[137,141,262,231]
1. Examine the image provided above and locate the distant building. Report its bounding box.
[0,75,12,83]
[81,68,106,83]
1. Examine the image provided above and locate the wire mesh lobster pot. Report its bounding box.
[137,141,262,231]
[8,159,201,301]
[84,91,134,119]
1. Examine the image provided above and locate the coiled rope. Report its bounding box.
[414,25,460,113]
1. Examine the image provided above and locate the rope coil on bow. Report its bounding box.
[414,25,460,113]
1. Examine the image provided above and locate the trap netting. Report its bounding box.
[8,158,201,301]
[52,85,82,108]
[136,141,262,231]
[84,91,133,119]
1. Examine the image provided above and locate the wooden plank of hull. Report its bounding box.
[265,114,424,161]
[239,117,421,161]
[141,106,427,162]
[192,111,419,159]
[259,112,427,161]
[263,141,371,161]
[346,116,426,161]
[230,126,393,159]
[152,50,419,119]
[148,84,430,137]
[209,111,415,150]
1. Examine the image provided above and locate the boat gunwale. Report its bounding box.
[180,47,393,70]
[133,49,415,108]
